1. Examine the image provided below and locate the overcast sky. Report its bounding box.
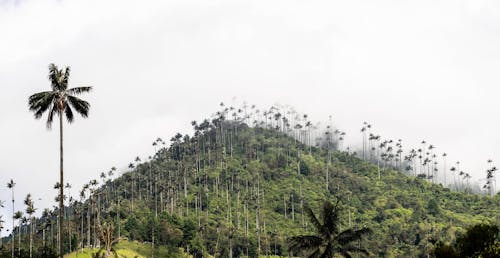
[1,0,500,235]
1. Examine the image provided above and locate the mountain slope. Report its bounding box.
[3,116,499,258]
[88,122,500,257]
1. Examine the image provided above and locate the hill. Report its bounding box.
[2,105,499,257]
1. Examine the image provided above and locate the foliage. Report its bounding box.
[433,223,500,258]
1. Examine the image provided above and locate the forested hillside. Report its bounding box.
[2,104,499,257]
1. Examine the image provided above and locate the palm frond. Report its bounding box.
[48,63,63,91]
[342,245,370,256]
[338,250,353,258]
[337,227,372,245]
[67,95,90,117]
[67,86,92,95]
[64,103,74,123]
[305,205,324,234]
[288,235,323,254]
[46,103,58,129]
[323,200,340,235]
[28,91,52,108]
[305,247,323,258]
[319,243,334,258]
[28,91,56,118]
[61,66,70,90]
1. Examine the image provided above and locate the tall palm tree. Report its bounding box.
[128,162,135,209]
[20,216,28,250]
[484,159,497,197]
[0,200,4,248]
[0,214,4,249]
[24,194,35,258]
[41,208,51,248]
[13,211,23,257]
[442,153,447,187]
[288,200,371,258]
[7,179,15,258]
[28,63,92,258]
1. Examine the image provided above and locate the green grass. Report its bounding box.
[64,247,144,258]
[64,240,190,258]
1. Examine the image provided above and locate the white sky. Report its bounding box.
[1,0,500,235]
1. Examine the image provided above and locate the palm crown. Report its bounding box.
[28,63,91,127]
[288,200,371,258]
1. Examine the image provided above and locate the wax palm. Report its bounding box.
[7,179,15,258]
[0,215,4,248]
[24,194,36,258]
[13,211,23,256]
[288,200,371,258]
[28,63,92,258]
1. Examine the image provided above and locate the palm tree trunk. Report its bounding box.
[18,222,21,256]
[152,223,155,258]
[443,158,447,187]
[43,227,46,248]
[11,190,15,258]
[30,217,33,258]
[284,195,287,219]
[80,211,84,251]
[59,111,64,258]
[326,151,330,192]
[50,220,53,250]
[87,206,91,247]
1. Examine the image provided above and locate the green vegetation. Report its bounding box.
[433,223,500,257]
[2,101,499,257]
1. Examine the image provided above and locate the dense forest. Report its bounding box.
[1,102,500,257]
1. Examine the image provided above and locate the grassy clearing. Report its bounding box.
[64,247,144,258]
[64,240,190,258]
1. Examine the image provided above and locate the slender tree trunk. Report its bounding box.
[131,175,134,210]
[59,111,64,258]
[326,153,329,192]
[87,205,91,247]
[51,221,53,250]
[236,191,240,229]
[152,218,155,258]
[154,175,158,217]
[284,195,287,219]
[443,157,447,187]
[18,222,21,256]
[300,184,304,227]
[68,214,72,253]
[93,200,97,247]
[256,179,261,257]
[81,212,84,251]
[30,217,33,258]
[229,233,233,258]
[11,189,15,258]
